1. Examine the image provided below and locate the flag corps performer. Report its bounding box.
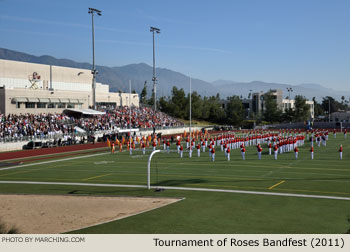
[111,142,115,154]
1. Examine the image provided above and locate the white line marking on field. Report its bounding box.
[94,161,115,165]
[1,180,350,201]
[0,180,146,188]
[0,152,109,171]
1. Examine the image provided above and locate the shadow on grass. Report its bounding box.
[156,179,208,187]
[0,218,21,234]
[47,188,149,196]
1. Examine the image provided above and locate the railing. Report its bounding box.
[0,125,189,143]
[0,131,89,144]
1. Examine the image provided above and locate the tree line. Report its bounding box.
[140,84,348,126]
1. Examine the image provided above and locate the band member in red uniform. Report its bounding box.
[142,142,146,155]
[180,145,183,158]
[294,146,299,160]
[257,144,262,160]
[196,143,201,157]
[241,145,246,160]
[339,144,343,160]
[273,144,278,160]
[211,147,215,162]
[310,146,314,160]
[176,138,181,153]
[226,147,230,161]
[166,140,170,154]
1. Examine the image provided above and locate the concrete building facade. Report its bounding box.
[0,59,139,115]
[252,89,283,114]
[238,89,314,120]
[331,111,350,122]
[282,99,314,120]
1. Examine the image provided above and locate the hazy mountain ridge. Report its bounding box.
[212,80,350,101]
[1,48,349,101]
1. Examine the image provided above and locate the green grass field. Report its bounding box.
[0,133,350,233]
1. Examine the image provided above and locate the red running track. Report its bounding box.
[0,142,107,161]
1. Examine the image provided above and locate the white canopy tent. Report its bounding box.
[63,108,106,117]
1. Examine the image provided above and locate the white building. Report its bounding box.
[0,59,139,115]
[282,99,314,120]
[331,111,350,122]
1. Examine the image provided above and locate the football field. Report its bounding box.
[0,134,350,233]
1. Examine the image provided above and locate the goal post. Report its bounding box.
[147,150,161,189]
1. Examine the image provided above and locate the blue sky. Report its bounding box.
[1,0,350,90]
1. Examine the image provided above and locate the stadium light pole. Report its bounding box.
[129,80,132,151]
[150,26,160,111]
[88,7,102,110]
[189,77,192,145]
[256,94,258,118]
[286,87,293,100]
[329,97,331,123]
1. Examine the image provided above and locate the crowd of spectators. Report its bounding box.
[0,113,75,139]
[0,106,183,140]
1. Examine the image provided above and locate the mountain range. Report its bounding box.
[1,48,349,102]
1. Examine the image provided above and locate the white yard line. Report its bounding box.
[0,180,147,188]
[0,152,109,171]
[1,180,350,201]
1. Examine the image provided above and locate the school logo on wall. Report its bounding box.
[28,72,41,89]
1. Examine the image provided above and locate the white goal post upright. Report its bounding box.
[147,150,161,189]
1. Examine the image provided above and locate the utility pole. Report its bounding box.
[129,80,132,150]
[189,77,192,145]
[329,98,331,123]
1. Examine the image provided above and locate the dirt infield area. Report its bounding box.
[0,194,181,234]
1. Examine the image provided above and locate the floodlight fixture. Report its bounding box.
[286,87,293,100]
[150,27,160,33]
[89,8,102,15]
